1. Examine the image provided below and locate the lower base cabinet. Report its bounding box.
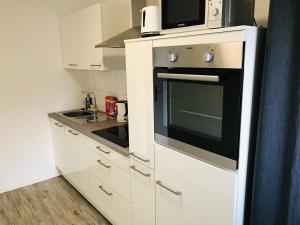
[130,159,156,225]
[67,171,132,225]
[155,144,237,225]
[50,119,132,225]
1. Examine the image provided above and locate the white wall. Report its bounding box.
[0,0,98,193]
[146,0,270,27]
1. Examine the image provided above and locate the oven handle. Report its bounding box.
[157,73,219,82]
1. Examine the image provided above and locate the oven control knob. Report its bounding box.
[203,52,214,62]
[168,53,178,62]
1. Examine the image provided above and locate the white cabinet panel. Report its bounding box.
[50,120,67,172]
[60,3,103,71]
[155,144,237,225]
[130,160,155,225]
[60,12,79,69]
[125,40,155,169]
[77,3,103,70]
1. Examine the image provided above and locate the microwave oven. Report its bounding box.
[160,0,255,34]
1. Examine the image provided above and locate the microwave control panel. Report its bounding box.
[208,0,223,28]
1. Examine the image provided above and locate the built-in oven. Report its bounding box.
[153,42,245,170]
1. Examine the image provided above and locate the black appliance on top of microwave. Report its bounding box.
[153,42,245,171]
[160,0,255,33]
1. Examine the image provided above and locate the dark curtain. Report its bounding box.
[250,0,300,224]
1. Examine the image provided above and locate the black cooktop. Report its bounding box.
[92,124,129,148]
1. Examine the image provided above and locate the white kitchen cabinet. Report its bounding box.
[50,121,132,225]
[50,119,67,172]
[125,40,155,169]
[60,12,79,69]
[60,3,103,70]
[155,144,237,225]
[60,0,132,71]
[130,159,156,225]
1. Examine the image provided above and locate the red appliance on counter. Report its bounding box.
[105,96,118,119]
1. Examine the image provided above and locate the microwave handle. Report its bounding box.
[157,73,220,82]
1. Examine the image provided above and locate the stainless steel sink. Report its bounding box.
[62,110,94,118]
[60,110,107,125]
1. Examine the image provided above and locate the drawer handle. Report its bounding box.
[68,130,79,136]
[55,123,63,128]
[68,64,78,66]
[130,166,151,177]
[97,160,111,169]
[130,152,150,163]
[98,185,113,196]
[156,181,182,196]
[96,146,110,154]
[89,64,102,67]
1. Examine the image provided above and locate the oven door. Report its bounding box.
[154,68,243,170]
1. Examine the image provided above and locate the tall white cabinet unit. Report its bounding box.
[125,26,261,225]
[60,0,132,71]
[125,40,155,169]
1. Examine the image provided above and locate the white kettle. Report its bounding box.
[141,6,161,37]
[116,101,128,122]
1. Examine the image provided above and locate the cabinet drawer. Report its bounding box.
[83,135,130,172]
[71,171,132,225]
[155,143,237,225]
[83,146,131,202]
[130,159,156,225]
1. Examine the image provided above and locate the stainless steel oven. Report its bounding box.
[153,42,245,170]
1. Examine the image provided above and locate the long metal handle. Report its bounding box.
[97,160,111,169]
[96,146,110,154]
[68,64,78,66]
[55,123,63,128]
[156,181,182,196]
[131,152,150,163]
[89,64,102,67]
[130,166,151,177]
[68,130,79,136]
[98,185,113,196]
[157,73,219,82]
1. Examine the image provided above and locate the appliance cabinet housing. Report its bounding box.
[125,40,155,169]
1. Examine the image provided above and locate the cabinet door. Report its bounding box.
[125,40,155,169]
[77,3,103,70]
[155,144,237,225]
[63,126,84,177]
[130,160,155,225]
[50,120,67,172]
[60,12,79,69]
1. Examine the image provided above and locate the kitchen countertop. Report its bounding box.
[48,111,130,157]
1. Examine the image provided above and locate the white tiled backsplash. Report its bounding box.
[79,70,127,111]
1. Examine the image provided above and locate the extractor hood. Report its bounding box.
[96,0,146,48]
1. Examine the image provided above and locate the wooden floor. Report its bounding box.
[0,176,111,225]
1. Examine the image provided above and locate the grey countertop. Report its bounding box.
[48,111,130,157]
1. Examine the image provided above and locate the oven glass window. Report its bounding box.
[168,81,223,141]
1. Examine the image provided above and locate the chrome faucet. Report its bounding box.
[81,90,98,121]
[81,90,97,109]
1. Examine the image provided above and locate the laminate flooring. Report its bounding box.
[0,176,111,225]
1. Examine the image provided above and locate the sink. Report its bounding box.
[62,110,94,118]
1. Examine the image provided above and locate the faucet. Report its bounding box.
[81,90,97,109]
[81,90,98,121]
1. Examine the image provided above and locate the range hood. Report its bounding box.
[96,0,146,48]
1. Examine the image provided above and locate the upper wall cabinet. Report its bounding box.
[60,1,131,71]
